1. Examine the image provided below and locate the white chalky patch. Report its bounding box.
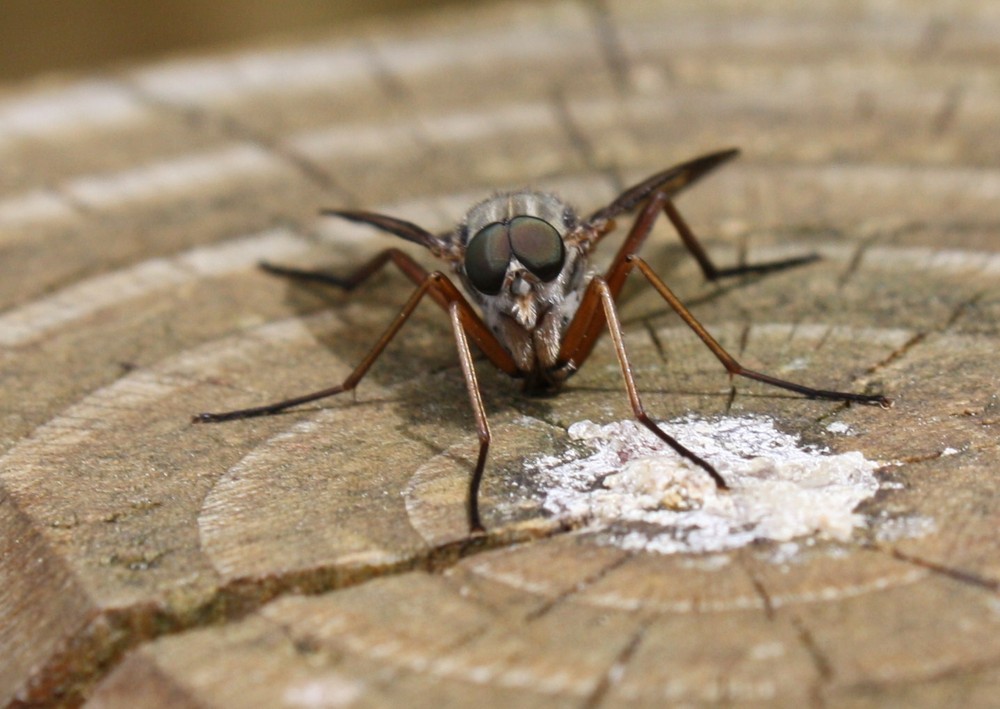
[530,416,887,555]
[283,674,364,708]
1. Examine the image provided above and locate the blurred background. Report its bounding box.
[1,0,479,83]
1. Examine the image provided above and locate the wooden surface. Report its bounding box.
[2,0,1000,706]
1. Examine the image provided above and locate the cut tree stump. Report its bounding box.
[2,1,1000,706]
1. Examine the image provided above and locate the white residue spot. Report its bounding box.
[825,421,852,435]
[780,357,810,372]
[768,542,802,565]
[283,674,364,708]
[872,514,937,542]
[530,417,885,555]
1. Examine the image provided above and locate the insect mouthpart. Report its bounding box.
[510,272,533,296]
[464,216,565,295]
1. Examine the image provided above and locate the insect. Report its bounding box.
[194,148,889,533]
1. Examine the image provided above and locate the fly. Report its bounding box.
[194,148,889,532]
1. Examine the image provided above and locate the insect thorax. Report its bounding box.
[461,190,577,236]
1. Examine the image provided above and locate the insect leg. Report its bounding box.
[628,255,890,406]
[557,192,667,371]
[584,150,816,278]
[192,273,436,422]
[561,191,829,374]
[592,277,727,487]
[193,272,520,423]
[259,247,428,291]
[661,198,818,280]
[448,302,492,532]
[193,270,517,532]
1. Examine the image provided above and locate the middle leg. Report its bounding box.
[660,198,819,281]
[592,276,728,488]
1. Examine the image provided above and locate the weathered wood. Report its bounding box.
[2,0,999,706]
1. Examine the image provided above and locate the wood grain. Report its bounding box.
[2,0,999,706]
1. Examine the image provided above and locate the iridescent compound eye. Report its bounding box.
[465,222,511,295]
[508,216,564,282]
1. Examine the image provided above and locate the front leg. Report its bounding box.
[582,277,729,488]
[193,271,522,533]
[259,246,430,292]
[193,271,521,423]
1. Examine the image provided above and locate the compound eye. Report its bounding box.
[464,222,511,295]
[509,216,564,282]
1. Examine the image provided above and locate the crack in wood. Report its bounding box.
[866,291,984,375]
[584,0,631,96]
[837,236,874,289]
[735,231,750,276]
[438,619,500,659]
[17,519,580,707]
[943,291,984,330]
[743,566,776,621]
[874,545,1000,594]
[841,653,1000,701]
[119,79,355,204]
[580,616,648,709]
[932,84,965,136]
[357,37,412,104]
[738,558,847,704]
[914,16,951,61]
[522,551,633,622]
[358,38,441,160]
[811,324,835,353]
[737,322,752,357]
[790,614,834,708]
[550,89,623,192]
[641,317,667,363]
[866,331,927,374]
